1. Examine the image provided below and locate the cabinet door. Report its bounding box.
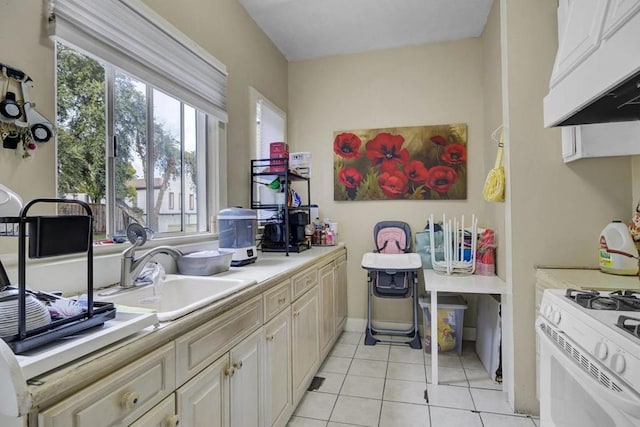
[291,287,319,404]
[264,307,293,427]
[319,262,336,358]
[550,0,608,87]
[603,0,640,39]
[176,353,230,427]
[229,328,263,427]
[130,394,179,427]
[335,255,348,332]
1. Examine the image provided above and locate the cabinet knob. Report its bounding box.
[232,360,243,369]
[293,311,300,317]
[278,296,286,304]
[266,334,274,341]
[165,415,180,427]
[224,367,235,376]
[121,391,140,410]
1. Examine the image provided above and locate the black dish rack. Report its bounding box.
[0,198,116,354]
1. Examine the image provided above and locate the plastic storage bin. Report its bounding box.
[419,294,467,355]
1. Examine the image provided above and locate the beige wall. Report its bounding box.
[481,0,506,278]
[502,0,633,413]
[288,39,486,324]
[0,0,287,214]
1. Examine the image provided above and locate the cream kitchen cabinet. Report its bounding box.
[176,353,229,427]
[38,342,176,427]
[177,327,263,427]
[229,328,263,427]
[129,395,179,427]
[30,248,347,427]
[263,307,292,427]
[335,254,347,330]
[319,262,336,358]
[291,285,320,404]
[319,255,348,359]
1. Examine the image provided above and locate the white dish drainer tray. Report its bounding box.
[429,214,478,275]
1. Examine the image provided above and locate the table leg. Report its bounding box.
[431,290,438,385]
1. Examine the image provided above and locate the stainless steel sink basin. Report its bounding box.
[96,275,256,321]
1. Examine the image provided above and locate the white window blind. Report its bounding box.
[48,0,228,122]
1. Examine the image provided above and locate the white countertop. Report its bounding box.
[1,244,346,416]
[536,268,640,291]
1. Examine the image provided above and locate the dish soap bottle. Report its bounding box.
[599,220,639,275]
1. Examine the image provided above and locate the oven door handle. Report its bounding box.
[537,323,640,419]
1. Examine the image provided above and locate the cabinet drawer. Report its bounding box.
[176,295,262,386]
[130,394,178,427]
[264,279,291,322]
[39,342,175,427]
[291,268,318,300]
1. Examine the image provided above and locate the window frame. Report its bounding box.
[56,43,224,241]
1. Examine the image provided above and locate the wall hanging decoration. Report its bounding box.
[333,123,467,201]
[0,62,55,159]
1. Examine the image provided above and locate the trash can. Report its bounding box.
[419,294,467,355]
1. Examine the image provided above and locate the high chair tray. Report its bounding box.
[361,252,422,271]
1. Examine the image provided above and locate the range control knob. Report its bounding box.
[551,310,562,325]
[610,353,626,374]
[594,341,608,361]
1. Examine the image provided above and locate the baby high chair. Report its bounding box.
[361,221,422,349]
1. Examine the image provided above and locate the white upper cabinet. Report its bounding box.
[544,0,640,127]
[602,0,640,39]
[550,0,608,88]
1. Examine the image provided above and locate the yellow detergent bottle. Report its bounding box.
[599,220,639,275]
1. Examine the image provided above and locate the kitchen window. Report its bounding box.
[49,0,228,241]
[56,44,211,238]
[250,87,286,161]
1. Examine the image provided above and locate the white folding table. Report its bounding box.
[423,269,507,385]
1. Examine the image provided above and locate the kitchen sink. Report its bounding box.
[96,275,256,321]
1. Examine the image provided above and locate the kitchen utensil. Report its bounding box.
[0,259,11,288]
[2,130,20,149]
[217,207,257,266]
[176,249,234,276]
[0,294,52,336]
[483,127,505,202]
[0,184,23,217]
[127,222,148,245]
[28,215,92,258]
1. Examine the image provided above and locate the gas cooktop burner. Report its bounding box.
[617,315,640,338]
[565,288,640,311]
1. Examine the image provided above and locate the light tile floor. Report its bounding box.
[288,331,540,427]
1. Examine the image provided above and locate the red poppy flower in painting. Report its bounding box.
[442,143,467,165]
[378,170,409,198]
[365,133,409,173]
[424,165,458,194]
[430,135,448,146]
[333,132,362,159]
[404,160,429,183]
[338,166,364,189]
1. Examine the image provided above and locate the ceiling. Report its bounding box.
[238,0,494,61]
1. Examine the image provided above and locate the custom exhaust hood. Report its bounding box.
[543,2,640,128]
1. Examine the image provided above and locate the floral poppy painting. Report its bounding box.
[334,124,467,201]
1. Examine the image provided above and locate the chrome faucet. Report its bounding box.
[120,239,183,288]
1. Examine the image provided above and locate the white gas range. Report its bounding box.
[536,288,640,427]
